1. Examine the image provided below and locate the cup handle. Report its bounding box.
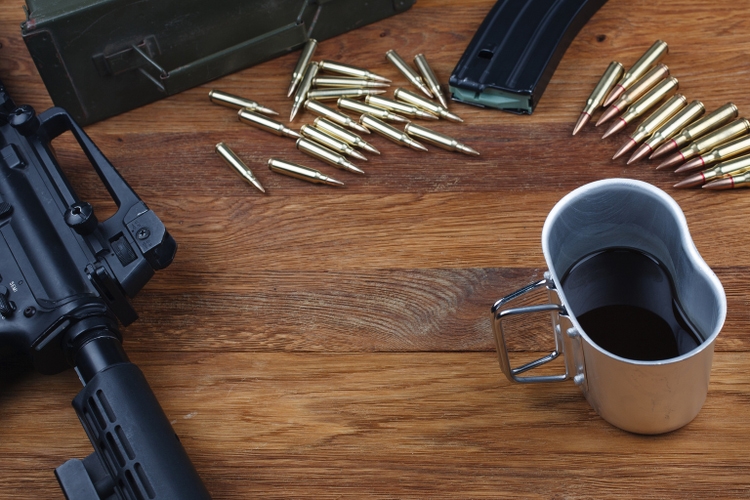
[491,277,570,384]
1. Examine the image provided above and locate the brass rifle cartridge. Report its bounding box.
[657,118,750,170]
[394,87,463,122]
[268,158,344,186]
[612,94,686,160]
[385,49,433,98]
[318,60,391,83]
[675,153,750,189]
[300,124,368,161]
[596,64,669,126]
[209,90,278,115]
[313,118,381,155]
[651,103,739,159]
[573,61,624,135]
[291,61,319,121]
[604,40,669,107]
[675,134,750,173]
[360,114,427,152]
[238,109,300,139]
[601,77,678,139]
[404,123,479,156]
[296,137,364,174]
[338,98,410,123]
[312,77,390,88]
[629,101,705,163]
[413,54,448,108]
[215,142,266,193]
[304,100,370,134]
[306,88,386,100]
[365,94,439,120]
[287,38,318,97]
[703,170,750,190]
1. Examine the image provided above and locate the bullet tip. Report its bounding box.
[702,178,732,190]
[459,144,480,156]
[326,177,346,186]
[446,112,464,123]
[286,129,302,139]
[650,140,677,160]
[409,140,428,152]
[418,84,434,99]
[351,123,371,134]
[602,85,625,108]
[391,114,411,124]
[656,152,685,170]
[673,173,705,189]
[572,112,590,136]
[363,144,381,155]
[674,157,705,174]
[595,106,620,127]
[350,150,368,162]
[601,119,626,140]
[627,144,652,164]
[612,138,637,160]
[260,106,279,116]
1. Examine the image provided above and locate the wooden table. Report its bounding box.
[2,0,750,497]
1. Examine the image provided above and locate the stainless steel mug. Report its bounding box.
[491,179,726,434]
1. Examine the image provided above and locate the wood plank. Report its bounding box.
[2,353,750,499]
[3,0,750,497]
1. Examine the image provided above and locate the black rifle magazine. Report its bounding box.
[449,0,608,114]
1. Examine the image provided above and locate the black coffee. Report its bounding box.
[560,248,703,361]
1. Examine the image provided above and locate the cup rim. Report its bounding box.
[541,178,727,365]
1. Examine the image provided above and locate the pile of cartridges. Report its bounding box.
[211,39,479,192]
[574,40,750,190]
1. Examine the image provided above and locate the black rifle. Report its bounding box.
[0,81,211,499]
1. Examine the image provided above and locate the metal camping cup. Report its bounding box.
[491,179,726,434]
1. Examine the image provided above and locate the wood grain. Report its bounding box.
[2,0,750,498]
